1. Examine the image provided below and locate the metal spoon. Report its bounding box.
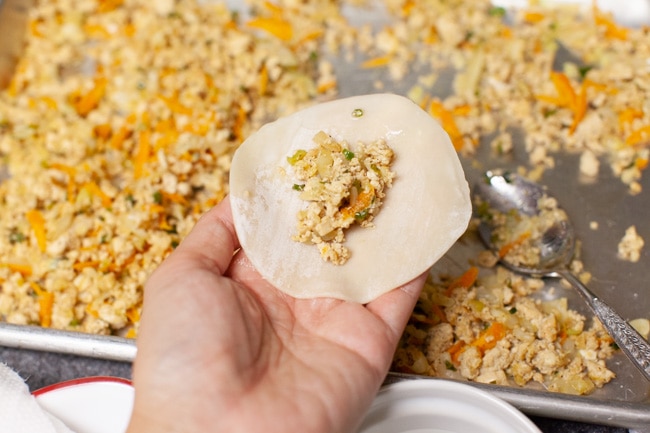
[474,169,650,382]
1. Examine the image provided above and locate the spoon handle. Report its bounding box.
[558,270,650,382]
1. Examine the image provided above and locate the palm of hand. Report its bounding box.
[127,198,425,433]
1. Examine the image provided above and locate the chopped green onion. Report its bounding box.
[342,149,355,160]
[509,307,517,314]
[292,184,305,191]
[488,6,506,17]
[351,108,364,118]
[445,360,457,371]
[287,149,306,165]
[355,209,369,221]
[153,190,163,204]
[9,230,25,244]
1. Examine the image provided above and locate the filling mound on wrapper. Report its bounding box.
[229,94,471,303]
[287,129,395,265]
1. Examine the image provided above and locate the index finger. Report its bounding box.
[365,271,427,343]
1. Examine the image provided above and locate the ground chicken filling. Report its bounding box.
[393,266,616,395]
[287,129,394,265]
[477,194,570,269]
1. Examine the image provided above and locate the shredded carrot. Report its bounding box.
[635,157,648,171]
[295,29,324,46]
[162,192,189,206]
[445,266,479,296]
[109,125,132,149]
[73,260,101,271]
[93,123,112,140]
[593,3,628,40]
[232,105,248,142]
[158,216,174,231]
[97,0,124,13]
[1,263,33,277]
[149,204,166,214]
[30,282,53,328]
[626,125,650,147]
[361,55,392,69]
[569,84,588,135]
[85,303,99,319]
[500,27,513,38]
[83,23,112,39]
[125,328,137,339]
[126,305,141,325]
[618,108,644,130]
[498,231,531,258]
[133,130,151,179]
[523,11,546,24]
[401,0,415,16]
[29,19,44,37]
[158,94,193,116]
[81,181,112,207]
[26,209,47,253]
[317,80,337,94]
[431,304,447,323]
[536,72,601,135]
[429,100,465,151]
[49,163,77,203]
[74,77,107,117]
[123,23,136,37]
[341,185,375,220]
[471,322,507,352]
[259,64,269,95]
[447,340,467,364]
[36,96,58,110]
[550,71,577,109]
[247,17,293,41]
[108,253,137,273]
[262,0,283,14]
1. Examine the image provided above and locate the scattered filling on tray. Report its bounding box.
[0,0,647,395]
[0,0,337,334]
[393,262,616,395]
[287,130,394,265]
[617,225,645,263]
[475,193,569,269]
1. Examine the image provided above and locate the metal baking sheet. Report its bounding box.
[1,0,649,430]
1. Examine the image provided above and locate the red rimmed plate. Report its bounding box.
[33,377,133,433]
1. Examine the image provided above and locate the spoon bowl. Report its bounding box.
[474,169,650,382]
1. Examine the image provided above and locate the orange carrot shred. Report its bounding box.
[498,231,531,258]
[626,125,650,147]
[2,263,33,276]
[26,209,47,253]
[361,55,392,69]
[471,322,507,352]
[445,266,479,296]
[429,100,465,151]
[247,17,293,41]
[30,282,53,328]
[134,130,151,179]
[74,77,107,117]
[447,340,467,364]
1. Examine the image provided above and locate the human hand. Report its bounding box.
[126,196,426,433]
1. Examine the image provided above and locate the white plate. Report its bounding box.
[33,377,134,433]
[358,380,542,433]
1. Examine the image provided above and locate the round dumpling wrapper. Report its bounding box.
[229,93,471,303]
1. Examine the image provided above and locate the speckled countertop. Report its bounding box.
[0,346,632,433]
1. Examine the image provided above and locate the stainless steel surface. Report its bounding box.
[0,0,32,90]
[0,0,649,430]
[475,170,650,382]
[0,322,136,362]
